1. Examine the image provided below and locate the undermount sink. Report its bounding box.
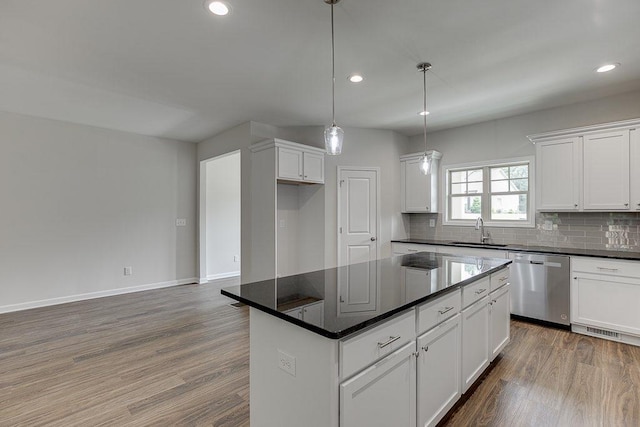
[450,241,508,248]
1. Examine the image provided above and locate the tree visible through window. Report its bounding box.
[447,161,531,226]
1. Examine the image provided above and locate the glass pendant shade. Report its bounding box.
[418,152,431,175]
[324,124,344,155]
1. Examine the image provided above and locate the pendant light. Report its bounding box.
[324,0,344,155]
[417,62,432,175]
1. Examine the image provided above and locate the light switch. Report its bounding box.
[176,218,187,226]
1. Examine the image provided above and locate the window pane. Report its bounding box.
[490,194,527,221]
[491,180,509,192]
[451,196,482,220]
[467,169,483,182]
[512,178,529,191]
[451,171,466,183]
[451,183,466,194]
[491,167,509,180]
[510,165,528,178]
[467,182,483,193]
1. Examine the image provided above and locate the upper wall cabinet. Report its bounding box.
[274,140,325,184]
[400,151,442,213]
[529,118,640,212]
[536,137,582,211]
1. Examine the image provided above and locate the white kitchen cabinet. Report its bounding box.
[400,151,442,213]
[489,283,510,361]
[535,137,582,211]
[461,295,490,393]
[340,341,416,427]
[392,242,440,255]
[571,257,640,346]
[417,314,461,427]
[583,130,630,210]
[277,143,325,184]
[284,300,325,326]
[630,129,640,211]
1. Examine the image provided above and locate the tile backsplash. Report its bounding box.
[408,212,640,251]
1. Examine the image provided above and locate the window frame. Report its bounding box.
[443,156,535,228]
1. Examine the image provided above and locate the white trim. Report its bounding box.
[206,271,240,281]
[527,118,640,144]
[443,156,535,228]
[0,277,198,314]
[250,138,325,154]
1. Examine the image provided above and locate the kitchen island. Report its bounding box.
[222,252,511,427]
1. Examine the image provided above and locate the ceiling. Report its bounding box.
[1,0,640,143]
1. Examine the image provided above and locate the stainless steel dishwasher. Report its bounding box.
[509,252,570,326]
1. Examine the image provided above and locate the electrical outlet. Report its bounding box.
[278,349,296,376]
[429,219,436,227]
[176,218,187,226]
[233,255,240,262]
[279,219,286,228]
[124,266,132,276]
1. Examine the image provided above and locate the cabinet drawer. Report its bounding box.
[416,289,461,334]
[572,257,640,278]
[392,243,438,255]
[340,310,415,380]
[490,267,510,292]
[462,276,490,309]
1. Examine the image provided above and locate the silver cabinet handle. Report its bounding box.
[574,204,578,208]
[425,206,430,211]
[371,237,376,241]
[499,276,509,281]
[475,288,487,294]
[422,345,429,352]
[624,203,629,207]
[596,266,619,272]
[438,306,455,315]
[378,336,401,349]
[407,249,418,252]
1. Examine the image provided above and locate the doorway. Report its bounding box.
[199,151,241,283]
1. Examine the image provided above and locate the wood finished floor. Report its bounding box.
[2,282,640,427]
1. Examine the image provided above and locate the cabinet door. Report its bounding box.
[583,130,630,210]
[572,274,640,336]
[302,301,324,327]
[630,129,640,211]
[402,158,432,213]
[461,296,489,393]
[303,151,324,183]
[536,137,582,210]
[340,341,416,427]
[417,314,461,427]
[489,284,510,361]
[277,147,303,181]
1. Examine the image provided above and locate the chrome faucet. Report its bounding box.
[475,217,489,243]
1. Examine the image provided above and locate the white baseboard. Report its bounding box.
[206,271,240,281]
[0,277,198,314]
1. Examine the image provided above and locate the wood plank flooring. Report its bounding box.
[2,281,640,426]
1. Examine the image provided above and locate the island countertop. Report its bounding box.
[221,252,511,339]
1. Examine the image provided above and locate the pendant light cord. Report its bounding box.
[423,66,427,154]
[331,2,336,127]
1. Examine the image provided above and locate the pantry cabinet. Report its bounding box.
[400,151,442,213]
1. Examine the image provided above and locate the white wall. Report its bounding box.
[276,126,410,269]
[407,89,640,164]
[205,152,241,280]
[0,111,197,312]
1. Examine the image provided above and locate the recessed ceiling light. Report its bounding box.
[348,74,364,83]
[207,1,230,16]
[596,63,619,73]
[418,110,430,116]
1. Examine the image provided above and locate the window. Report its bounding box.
[446,159,534,227]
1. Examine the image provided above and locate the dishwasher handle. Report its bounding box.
[529,260,544,265]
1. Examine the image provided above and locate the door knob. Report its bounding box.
[371,237,376,241]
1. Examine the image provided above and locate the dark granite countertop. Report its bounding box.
[221,252,511,339]
[392,238,640,261]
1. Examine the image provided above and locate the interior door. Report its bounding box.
[338,167,380,314]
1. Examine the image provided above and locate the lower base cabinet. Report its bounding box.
[340,342,417,427]
[489,284,511,360]
[417,314,461,427]
[461,296,490,393]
